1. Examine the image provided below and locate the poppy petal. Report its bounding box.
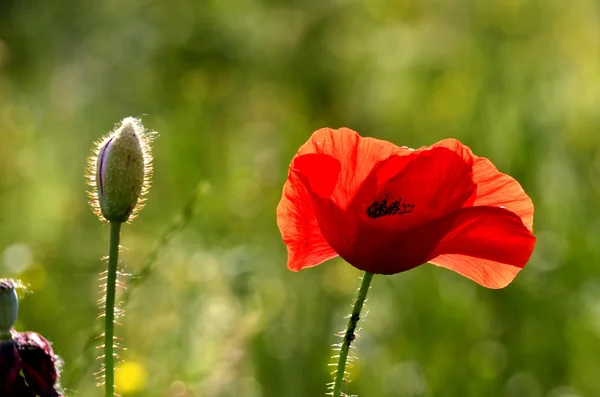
[430,140,534,231]
[471,156,534,231]
[290,153,359,260]
[344,206,533,285]
[276,155,340,271]
[430,256,521,289]
[351,140,476,234]
[292,154,341,199]
[297,128,407,208]
[428,206,535,288]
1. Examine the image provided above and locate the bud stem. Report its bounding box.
[332,271,373,397]
[104,221,122,397]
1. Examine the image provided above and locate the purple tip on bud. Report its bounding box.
[97,136,115,198]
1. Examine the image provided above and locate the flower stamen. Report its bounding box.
[366,193,414,218]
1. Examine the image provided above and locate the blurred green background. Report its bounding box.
[1,0,599,396]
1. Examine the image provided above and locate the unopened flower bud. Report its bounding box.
[0,279,18,339]
[89,117,153,222]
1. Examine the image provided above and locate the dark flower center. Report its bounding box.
[366,193,415,218]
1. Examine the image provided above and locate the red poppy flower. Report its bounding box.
[276,128,535,288]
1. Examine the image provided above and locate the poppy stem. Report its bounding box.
[104,221,121,397]
[332,271,373,397]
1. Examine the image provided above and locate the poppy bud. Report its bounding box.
[0,279,18,339]
[90,117,153,222]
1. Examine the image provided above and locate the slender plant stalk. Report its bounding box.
[332,272,373,397]
[65,185,204,388]
[104,221,122,397]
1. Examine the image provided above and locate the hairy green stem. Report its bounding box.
[65,185,205,388]
[105,221,121,397]
[332,272,373,397]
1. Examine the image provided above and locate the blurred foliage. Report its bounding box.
[1,0,600,396]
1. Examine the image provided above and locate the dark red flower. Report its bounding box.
[0,330,63,397]
[276,128,535,288]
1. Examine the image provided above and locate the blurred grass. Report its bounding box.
[1,0,600,396]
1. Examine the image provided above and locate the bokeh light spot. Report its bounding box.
[115,361,148,394]
[2,243,33,274]
[505,372,542,397]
